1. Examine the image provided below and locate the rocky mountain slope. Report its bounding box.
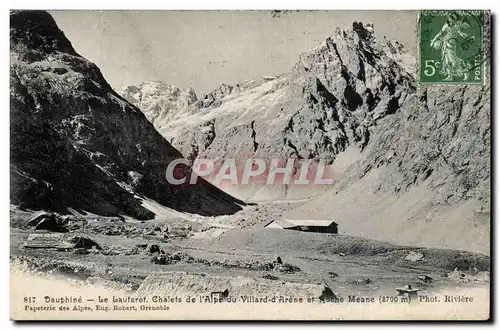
[121,22,416,199]
[288,83,491,254]
[118,81,199,134]
[122,22,490,253]
[124,23,416,162]
[10,10,244,219]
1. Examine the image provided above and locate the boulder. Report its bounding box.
[418,275,433,283]
[34,217,68,232]
[275,262,300,274]
[171,252,184,261]
[274,255,283,264]
[27,211,55,227]
[262,274,279,280]
[328,271,338,279]
[64,235,101,250]
[148,244,160,254]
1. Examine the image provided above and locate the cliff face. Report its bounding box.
[288,83,490,254]
[121,22,417,199]
[123,23,415,162]
[118,81,199,131]
[10,10,244,219]
[121,21,490,253]
[353,84,490,207]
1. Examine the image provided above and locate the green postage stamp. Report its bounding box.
[420,10,484,84]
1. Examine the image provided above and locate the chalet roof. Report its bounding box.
[264,219,337,228]
[285,219,337,227]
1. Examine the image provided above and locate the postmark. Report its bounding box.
[420,10,484,84]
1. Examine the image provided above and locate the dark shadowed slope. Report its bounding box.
[10,10,244,219]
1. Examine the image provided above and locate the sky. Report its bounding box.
[50,10,418,95]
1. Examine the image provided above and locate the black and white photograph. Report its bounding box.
[8,8,491,321]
